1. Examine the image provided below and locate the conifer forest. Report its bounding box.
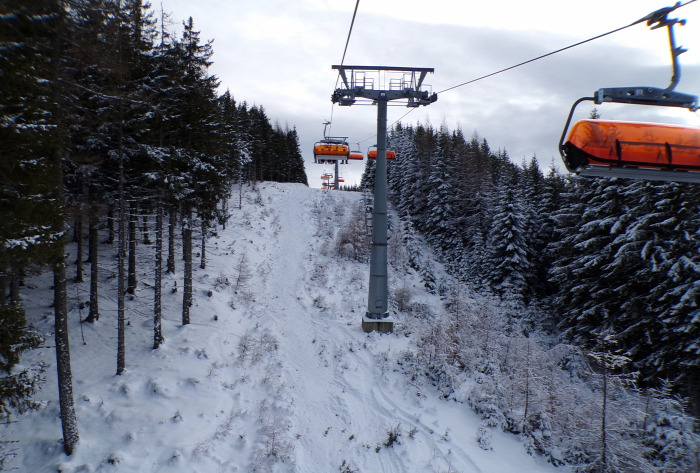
[1,1,699,472]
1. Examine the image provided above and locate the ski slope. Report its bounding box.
[6,182,567,472]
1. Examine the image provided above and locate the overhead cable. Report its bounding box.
[351,1,698,144]
[437,0,697,94]
[329,0,361,135]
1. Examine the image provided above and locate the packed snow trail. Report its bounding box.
[221,183,563,473]
[6,182,566,473]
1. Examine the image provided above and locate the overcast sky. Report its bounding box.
[160,0,700,187]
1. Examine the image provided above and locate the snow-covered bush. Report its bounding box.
[0,303,45,424]
[335,203,369,262]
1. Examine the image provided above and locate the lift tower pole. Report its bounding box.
[332,65,437,333]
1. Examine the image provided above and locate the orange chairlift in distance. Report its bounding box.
[559,4,700,183]
[348,142,364,160]
[313,137,350,164]
[367,145,396,160]
[348,149,364,160]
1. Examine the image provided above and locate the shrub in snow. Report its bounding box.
[641,386,700,473]
[393,284,414,312]
[0,439,19,470]
[233,253,252,292]
[238,327,278,365]
[192,440,212,460]
[338,459,358,473]
[213,272,231,290]
[382,423,402,448]
[476,424,493,450]
[335,203,369,262]
[254,398,294,469]
[0,303,45,423]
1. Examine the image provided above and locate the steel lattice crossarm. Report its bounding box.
[331,65,438,107]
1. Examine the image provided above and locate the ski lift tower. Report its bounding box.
[332,65,437,333]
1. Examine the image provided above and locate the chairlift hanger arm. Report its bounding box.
[595,3,699,110]
[645,5,687,92]
[594,87,698,110]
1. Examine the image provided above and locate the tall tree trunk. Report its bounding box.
[116,113,126,376]
[0,265,7,305]
[142,212,151,244]
[54,257,79,454]
[523,337,531,427]
[74,216,83,283]
[86,212,99,322]
[46,0,78,453]
[9,266,21,303]
[72,217,80,242]
[601,361,608,473]
[153,191,164,348]
[182,203,192,325]
[167,204,176,274]
[127,202,137,294]
[221,193,229,230]
[106,203,115,244]
[200,219,207,270]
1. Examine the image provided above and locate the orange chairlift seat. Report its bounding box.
[349,142,363,160]
[313,137,349,164]
[348,149,364,160]
[562,119,700,172]
[558,5,700,183]
[367,145,396,160]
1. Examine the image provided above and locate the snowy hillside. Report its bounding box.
[6,182,566,473]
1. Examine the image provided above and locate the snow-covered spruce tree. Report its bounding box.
[281,127,308,185]
[359,156,376,192]
[641,383,700,472]
[410,124,438,231]
[168,16,222,324]
[455,134,496,286]
[387,123,419,220]
[549,177,630,345]
[521,157,560,301]
[423,127,461,269]
[439,128,473,277]
[596,181,671,383]
[214,90,241,227]
[636,182,700,409]
[484,165,531,317]
[549,175,700,413]
[246,105,274,183]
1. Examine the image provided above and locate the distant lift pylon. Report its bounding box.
[559,3,700,184]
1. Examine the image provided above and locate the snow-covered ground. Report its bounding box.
[6,182,567,472]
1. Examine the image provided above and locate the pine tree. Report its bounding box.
[169,16,221,324]
[550,177,630,345]
[424,127,459,261]
[485,168,531,311]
